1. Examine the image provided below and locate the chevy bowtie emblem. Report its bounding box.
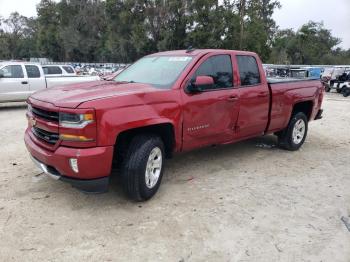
[29,117,37,127]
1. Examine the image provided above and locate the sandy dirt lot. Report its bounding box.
[0,93,349,261]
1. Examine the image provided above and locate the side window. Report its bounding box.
[62,66,74,74]
[237,55,261,86]
[43,66,62,75]
[0,65,24,78]
[193,55,233,90]
[25,65,41,78]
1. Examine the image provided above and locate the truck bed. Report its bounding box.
[266,78,323,133]
[266,77,321,84]
[267,77,321,84]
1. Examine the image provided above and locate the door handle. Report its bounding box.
[21,81,28,85]
[257,92,268,98]
[227,96,238,102]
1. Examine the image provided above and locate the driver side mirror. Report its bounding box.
[186,76,214,93]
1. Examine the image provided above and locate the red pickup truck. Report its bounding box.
[25,49,324,201]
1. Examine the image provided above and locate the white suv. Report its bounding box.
[42,65,76,77]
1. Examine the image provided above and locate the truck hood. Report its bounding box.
[31,81,160,108]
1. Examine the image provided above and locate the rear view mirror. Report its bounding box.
[186,76,214,93]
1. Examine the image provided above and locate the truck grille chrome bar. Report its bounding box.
[32,127,59,145]
[32,106,59,122]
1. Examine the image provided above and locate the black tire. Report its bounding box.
[343,88,350,97]
[121,134,165,201]
[325,85,331,92]
[277,112,308,151]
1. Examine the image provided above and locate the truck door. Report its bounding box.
[25,65,46,94]
[181,54,240,150]
[235,55,270,138]
[0,64,29,102]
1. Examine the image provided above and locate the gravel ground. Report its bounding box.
[0,93,349,262]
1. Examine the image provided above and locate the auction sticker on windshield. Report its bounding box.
[168,57,192,62]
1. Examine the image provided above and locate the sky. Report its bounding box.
[0,0,349,49]
[273,0,350,49]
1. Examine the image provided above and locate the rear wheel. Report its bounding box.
[277,112,308,151]
[121,134,165,201]
[343,87,350,97]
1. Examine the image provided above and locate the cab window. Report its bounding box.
[236,55,261,86]
[192,55,233,90]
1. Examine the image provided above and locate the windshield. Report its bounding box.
[114,56,193,89]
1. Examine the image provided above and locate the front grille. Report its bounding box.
[32,127,59,145]
[32,107,59,122]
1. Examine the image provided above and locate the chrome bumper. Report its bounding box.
[30,155,60,180]
[29,154,109,193]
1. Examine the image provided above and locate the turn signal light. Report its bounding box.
[59,134,94,142]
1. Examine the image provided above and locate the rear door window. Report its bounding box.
[236,55,261,86]
[193,55,233,90]
[25,65,41,78]
[43,66,62,75]
[62,66,74,74]
[0,65,24,78]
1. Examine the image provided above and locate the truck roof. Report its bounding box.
[0,61,41,66]
[147,49,258,57]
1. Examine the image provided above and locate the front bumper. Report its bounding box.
[25,129,113,193]
[314,109,323,120]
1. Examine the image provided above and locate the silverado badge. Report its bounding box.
[29,117,37,127]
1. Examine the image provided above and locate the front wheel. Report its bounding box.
[277,112,308,151]
[121,134,165,201]
[342,87,350,97]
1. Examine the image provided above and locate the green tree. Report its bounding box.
[1,12,30,59]
[105,0,149,62]
[37,0,63,61]
[57,0,107,62]
[2,0,349,64]
[270,21,342,64]
[186,0,226,49]
[240,0,280,60]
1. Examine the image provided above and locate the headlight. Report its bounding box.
[59,112,94,128]
[27,103,32,113]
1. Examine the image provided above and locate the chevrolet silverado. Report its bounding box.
[25,49,324,201]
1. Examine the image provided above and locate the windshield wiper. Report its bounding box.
[114,80,136,84]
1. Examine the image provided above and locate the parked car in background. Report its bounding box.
[25,49,324,201]
[329,71,350,93]
[0,62,100,102]
[289,67,322,79]
[323,66,350,92]
[100,66,128,81]
[267,66,291,78]
[340,80,350,97]
[42,65,76,77]
[321,67,334,80]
